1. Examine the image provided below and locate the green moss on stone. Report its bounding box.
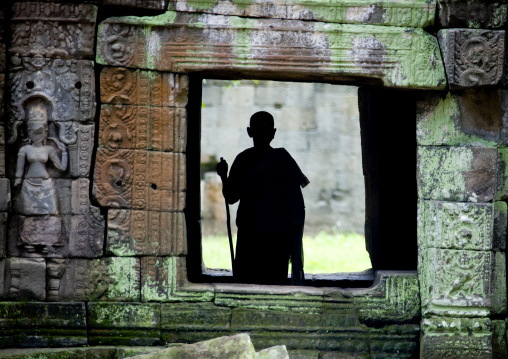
[417,146,473,201]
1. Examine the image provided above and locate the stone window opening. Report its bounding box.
[186,76,419,288]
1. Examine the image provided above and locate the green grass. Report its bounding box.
[202,231,372,273]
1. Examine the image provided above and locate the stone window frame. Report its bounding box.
[94,9,445,303]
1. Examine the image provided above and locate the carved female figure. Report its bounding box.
[14,100,68,215]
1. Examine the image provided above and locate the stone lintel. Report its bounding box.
[96,11,446,90]
[172,0,437,28]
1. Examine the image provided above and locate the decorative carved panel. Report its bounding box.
[421,317,492,358]
[47,257,140,301]
[438,29,505,89]
[8,211,104,258]
[100,67,188,107]
[99,105,186,152]
[173,0,436,28]
[10,2,97,60]
[94,149,186,211]
[107,209,186,256]
[420,248,493,315]
[418,201,495,251]
[96,12,446,89]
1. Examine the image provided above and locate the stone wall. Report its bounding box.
[201,80,364,235]
[0,1,507,358]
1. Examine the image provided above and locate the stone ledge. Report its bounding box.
[171,0,437,28]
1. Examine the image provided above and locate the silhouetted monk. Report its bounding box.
[217,111,309,285]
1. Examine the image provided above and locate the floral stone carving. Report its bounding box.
[10,2,97,60]
[100,67,188,107]
[438,29,505,89]
[99,105,186,152]
[93,148,186,211]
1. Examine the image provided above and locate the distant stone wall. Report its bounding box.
[201,80,365,235]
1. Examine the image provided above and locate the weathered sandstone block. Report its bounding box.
[3,257,46,300]
[141,256,213,302]
[99,105,186,152]
[8,211,104,258]
[14,302,87,348]
[352,271,420,325]
[47,257,140,301]
[0,213,6,257]
[103,0,169,11]
[94,149,186,211]
[96,11,446,89]
[417,90,508,147]
[417,146,497,202]
[437,0,507,29]
[172,0,436,28]
[438,29,505,89]
[87,302,161,346]
[0,179,10,212]
[419,248,505,316]
[107,209,186,256]
[161,302,230,332]
[421,317,493,358]
[100,67,188,107]
[131,334,258,359]
[417,201,500,251]
[10,2,97,60]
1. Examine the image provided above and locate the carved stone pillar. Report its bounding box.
[0,6,7,259]
[94,67,189,291]
[417,90,508,358]
[3,1,102,300]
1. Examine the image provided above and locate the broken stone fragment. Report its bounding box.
[127,333,259,358]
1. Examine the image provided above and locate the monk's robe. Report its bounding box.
[224,147,309,285]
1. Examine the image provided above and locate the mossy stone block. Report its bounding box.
[88,302,161,346]
[161,302,230,331]
[417,146,497,202]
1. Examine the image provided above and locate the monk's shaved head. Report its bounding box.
[250,111,274,129]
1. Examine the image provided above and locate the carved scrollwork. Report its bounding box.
[439,29,505,89]
[101,24,135,66]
